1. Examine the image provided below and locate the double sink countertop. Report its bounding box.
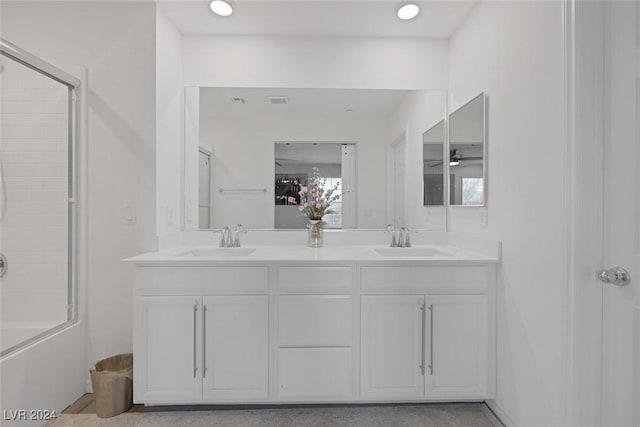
[125,244,500,265]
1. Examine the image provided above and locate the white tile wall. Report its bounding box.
[1,55,70,324]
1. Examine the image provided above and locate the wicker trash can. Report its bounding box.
[89,353,133,418]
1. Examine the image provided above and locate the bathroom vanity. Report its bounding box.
[128,242,498,405]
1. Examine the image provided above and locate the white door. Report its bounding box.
[134,296,202,403]
[341,144,357,228]
[202,296,269,401]
[198,150,211,229]
[360,295,424,399]
[600,2,639,425]
[425,295,489,398]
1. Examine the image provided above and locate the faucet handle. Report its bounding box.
[233,224,247,247]
[384,224,395,233]
[218,226,230,247]
[403,227,412,248]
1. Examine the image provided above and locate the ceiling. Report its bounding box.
[199,87,411,120]
[276,142,343,165]
[160,1,478,38]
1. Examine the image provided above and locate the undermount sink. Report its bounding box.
[181,248,256,257]
[374,247,452,257]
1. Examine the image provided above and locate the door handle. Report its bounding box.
[202,304,207,378]
[193,304,198,378]
[598,267,631,286]
[420,303,426,376]
[0,253,7,278]
[428,304,434,375]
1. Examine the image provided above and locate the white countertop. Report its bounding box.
[124,244,499,264]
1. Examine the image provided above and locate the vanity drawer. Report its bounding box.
[136,266,269,295]
[278,295,352,347]
[277,266,354,293]
[360,265,490,294]
[278,348,352,399]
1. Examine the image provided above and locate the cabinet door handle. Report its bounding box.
[428,304,434,375]
[420,303,426,376]
[193,304,198,378]
[202,305,207,378]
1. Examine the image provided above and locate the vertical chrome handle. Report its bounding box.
[193,304,198,378]
[428,304,434,375]
[420,303,426,376]
[202,305,207,378]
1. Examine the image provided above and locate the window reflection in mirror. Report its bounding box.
[449,93,486,206]
[274,142,346,229]
[422,120,445,206]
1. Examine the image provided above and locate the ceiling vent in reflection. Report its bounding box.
[268,96,289,105]
[230,97,245,104]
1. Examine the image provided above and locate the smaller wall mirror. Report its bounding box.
[449,93,487,206]
[422,120,445,206]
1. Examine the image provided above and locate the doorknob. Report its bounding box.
[597,267,631,286]
[0,253,6,278]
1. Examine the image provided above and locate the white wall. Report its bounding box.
[199,116,388,229]
[1,57,69,326]
[447,2,566,426]
[386,90,448,230]
[183,35,449,90]
[156,6,183,236]
[1,2,157,414]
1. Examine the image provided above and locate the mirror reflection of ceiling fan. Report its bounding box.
[425,149,483,167]
[275,157,298,167]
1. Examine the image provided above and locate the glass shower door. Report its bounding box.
[0,51,74,356]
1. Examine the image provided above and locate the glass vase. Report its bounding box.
[307,220,324,248]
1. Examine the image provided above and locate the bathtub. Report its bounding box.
[1,322,65,356]
[0,320,86,427]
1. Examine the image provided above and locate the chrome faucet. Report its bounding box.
[384,224,411,248]
[217,224,248,248]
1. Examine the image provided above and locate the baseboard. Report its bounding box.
[634,309,640,426]
[485,400,516,427]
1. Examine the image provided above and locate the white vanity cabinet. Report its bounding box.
[360,264,495,401]
[131,257,496,405]
[133,266,270,404]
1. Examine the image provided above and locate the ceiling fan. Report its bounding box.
[275,157,298,167]
[425,149,483,168]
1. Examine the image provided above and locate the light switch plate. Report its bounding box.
[480,207,488,227]
[166,206,174,225]
[123,206,136,225]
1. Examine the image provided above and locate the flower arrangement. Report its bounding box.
[295,167,341,221]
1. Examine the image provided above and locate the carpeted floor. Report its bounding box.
[50,400,503,427]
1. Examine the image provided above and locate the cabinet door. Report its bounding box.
[425,295,489,398]
[360,295,425,399]
[202,296,269,401]
[134,296,202,403]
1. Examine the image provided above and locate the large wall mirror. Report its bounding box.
[183,87,448,230]
[422,120,445,206]
[449,93,487,206]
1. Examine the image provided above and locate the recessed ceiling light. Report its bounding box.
[210,0,233,17]
[397,4,420,20]
[345,109,354,113]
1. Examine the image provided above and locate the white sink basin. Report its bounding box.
[182,248,256,257]
[374,247,452,257]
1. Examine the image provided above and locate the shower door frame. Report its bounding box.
[0,38,81,358]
